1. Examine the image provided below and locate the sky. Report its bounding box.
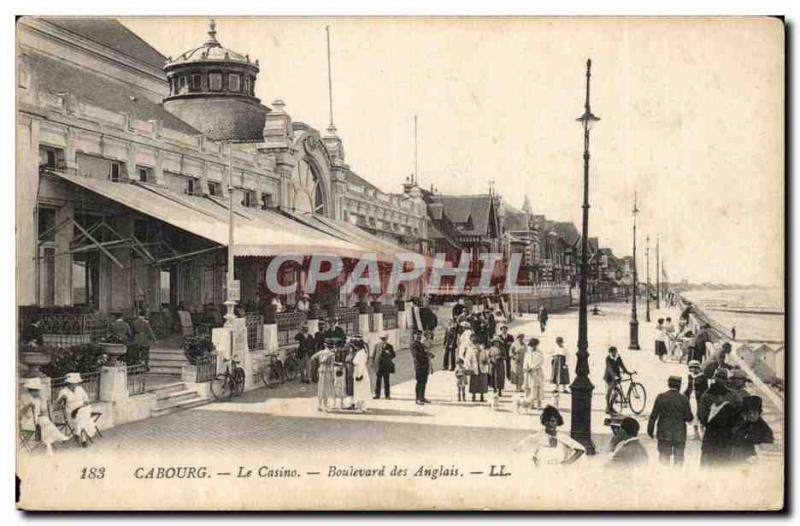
[121,17,784,287]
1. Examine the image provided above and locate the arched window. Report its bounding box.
[288,159,326,215]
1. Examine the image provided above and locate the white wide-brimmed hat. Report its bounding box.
[23,377,42,390]
[65,372,83,384]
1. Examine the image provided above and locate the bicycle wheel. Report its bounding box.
[610,386,624,415]
[283,356,300,381]
[232,367,246,396]
[260,363,282,388]
[629,382,647,415]
[210,374,232,401]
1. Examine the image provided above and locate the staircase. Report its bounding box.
[148,348,187,377]
[147,382,211,417]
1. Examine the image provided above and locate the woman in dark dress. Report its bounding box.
[344,338,363,410]
[488,337,506,397]
[464,334,489,402]
[698,370,739,466]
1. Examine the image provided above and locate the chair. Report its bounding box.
[18,425,39,452]
[178,310,195,338]
[53,401,103,445]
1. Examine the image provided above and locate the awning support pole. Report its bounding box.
[72,219,124,269]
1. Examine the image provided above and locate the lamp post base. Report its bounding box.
[569,375,596,455]
[629,319,641,350]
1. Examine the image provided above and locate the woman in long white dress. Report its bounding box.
[522,338,545,409]
[514,405,585,467]
[19,377,68,455]
[352,345,372,412]
[55,372,97,447]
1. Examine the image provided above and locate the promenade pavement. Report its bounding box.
[25,302,783,468]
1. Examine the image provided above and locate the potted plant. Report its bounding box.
[181,335,216,383]
[18,344,53,377]
[39,343,108,379]
[99,333,128,366]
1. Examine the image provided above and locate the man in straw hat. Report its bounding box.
[54,373,98,447]
[648,375,693,466]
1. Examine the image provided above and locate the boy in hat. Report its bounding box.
[731,395,774,463]
[647,375,693,466]
[684,360,709,440]
[604,346,633,415]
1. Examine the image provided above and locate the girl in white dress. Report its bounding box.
[56,373,97,447]
[351,345,372,412]
[19,377,68,455]
[514,405,585,467]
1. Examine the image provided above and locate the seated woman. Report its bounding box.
[19,377,68,455]
[514,405,586,467]
[55,373,98,447]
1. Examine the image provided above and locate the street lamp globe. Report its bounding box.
[576,110,600,132]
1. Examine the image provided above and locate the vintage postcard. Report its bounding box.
[15,16,784,510]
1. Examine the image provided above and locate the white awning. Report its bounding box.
[54,173,382,260]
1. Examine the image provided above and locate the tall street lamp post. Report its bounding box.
[645,235,651,323]
[629,193,640,350]
[571,59,599,455]
[224,141,238,328]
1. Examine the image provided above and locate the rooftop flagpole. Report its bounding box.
[326,25,335,130]
[414,115,418,184]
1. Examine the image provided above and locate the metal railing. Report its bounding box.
[382,305,398,330]
[245,314,264,351]
[51,370,101,405]
[276,311,307,347]
[333,307,359,336]
[39,312,110,348]
[126,363,147,396]
[195,353,218,383]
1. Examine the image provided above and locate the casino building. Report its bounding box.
[17,17,430,328]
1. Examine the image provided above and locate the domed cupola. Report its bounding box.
[163,19,268,142]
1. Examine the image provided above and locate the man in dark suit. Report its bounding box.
[370,334,396,399]
[314,320,328,351]
[442,319,458,371]
[647,375,693,466]
[294,325,316,383]
[410,331,433,405]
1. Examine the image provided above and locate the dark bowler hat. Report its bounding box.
[713,368,729,382]
[667,375,682,388]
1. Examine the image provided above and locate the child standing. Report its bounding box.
[454,358,468,402]
[684,360,709,440]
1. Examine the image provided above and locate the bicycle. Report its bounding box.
[260,350,303,388]
[609,372,647,415]
[210,357,245,401]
